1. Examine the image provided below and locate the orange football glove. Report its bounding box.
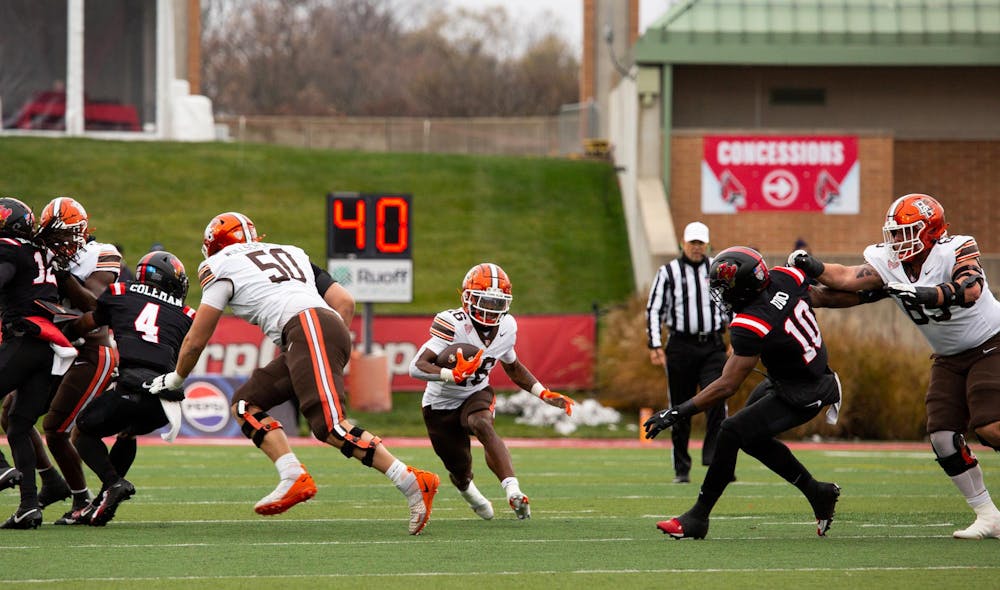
[450,348,484,383]
[539,389,575,416]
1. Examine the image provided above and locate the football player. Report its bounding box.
[408,263,576,520]
[0,197,65,529]
[145,212,441,535]
[7,197,121,524]
[790,193,1000,540]
[69,251,194,526]
[645,247,850,539]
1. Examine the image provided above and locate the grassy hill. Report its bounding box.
[1,137,634,314]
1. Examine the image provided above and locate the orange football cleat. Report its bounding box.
[254,467,317,516]
[407,467,440,535]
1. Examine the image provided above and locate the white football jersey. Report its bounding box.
[414,308,518,410]
[865,234,1000,355]
[198,241,329,344]
[65,240,121,311]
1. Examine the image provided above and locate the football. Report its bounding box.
[436,343,481,368]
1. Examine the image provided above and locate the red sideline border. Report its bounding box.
[0,435,929,452]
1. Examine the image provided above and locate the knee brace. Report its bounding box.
[237,401,283,448]
[334,426,381,467]
[931,431,978,476]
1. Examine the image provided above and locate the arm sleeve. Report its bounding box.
[312,262,335,297]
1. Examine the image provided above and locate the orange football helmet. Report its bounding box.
[882,194,948,262]
[461,263,512,326]
[202,212,260,258]
[37,197,89,260]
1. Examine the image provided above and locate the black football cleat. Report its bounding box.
[38,475,72,508]
[54,500,96,526]
[808,482,841,536]
[1,506,42,530]
[0,466,22,492]
[656,510,709,540]
[89,479,135,526]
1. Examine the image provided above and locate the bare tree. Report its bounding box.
[201,0,579,117]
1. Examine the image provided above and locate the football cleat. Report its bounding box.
[89,478,136,526]
[38,475,72,508]
[509,492,531,520]
[1,506,43,530]
[672,474,691,484]
[471,499,495,520]
[952,515,1000,540]
[808,482,841,537]
[406,467,440,535]
[54,500,96,526]
[657,511,709,540]
[0,466,22,492]
[254,468,317,516]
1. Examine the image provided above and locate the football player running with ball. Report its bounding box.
[409,263,575,520]
[790,193,1000,540]
[644,247,860,539]
[146,212,441,535]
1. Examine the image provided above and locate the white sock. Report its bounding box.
[274,453,303,480]
[501,476,521,498]
[460,480,489,506]
[386,459,415,495]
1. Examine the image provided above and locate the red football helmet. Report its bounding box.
[882,194,948,262]
[37,197,89,260]
[202,212,260,258]
[461,263,512,326]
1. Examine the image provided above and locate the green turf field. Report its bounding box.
[1,442,996,589]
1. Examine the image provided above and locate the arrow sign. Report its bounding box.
[760,169,799,208]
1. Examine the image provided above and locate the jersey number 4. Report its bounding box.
[134,302,162,343]
[784,299,823,363]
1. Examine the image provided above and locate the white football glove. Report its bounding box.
[143,371,186,401]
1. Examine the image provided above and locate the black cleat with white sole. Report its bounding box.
[1,506,42,530]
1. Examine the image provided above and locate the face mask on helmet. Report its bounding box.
[882,194,947,263]
[461,263,513,326]
[0,197,37,240]
[135,251,189,301]
[709,247,770,313]
[37,197,89,261]
[202,212,259,258]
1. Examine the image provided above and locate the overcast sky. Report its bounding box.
[444,0,677,56]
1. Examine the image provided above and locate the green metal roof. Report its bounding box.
[634,0,1000,65]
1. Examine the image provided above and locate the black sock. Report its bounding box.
[109,437,138,479]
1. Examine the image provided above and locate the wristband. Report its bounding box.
[440,367,455,383]
[530,382,546,397]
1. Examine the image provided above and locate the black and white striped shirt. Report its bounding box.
[645,255,729,348]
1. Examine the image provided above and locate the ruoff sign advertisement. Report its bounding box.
[701,135,859,214]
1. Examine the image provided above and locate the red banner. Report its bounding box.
[192,314,596,391]
[701,135,860,214]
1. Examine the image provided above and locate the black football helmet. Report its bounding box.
[135,250,189,300]
[709,246,770,312]
[0,197,36,240]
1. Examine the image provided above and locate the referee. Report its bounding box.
[645,221,729,483]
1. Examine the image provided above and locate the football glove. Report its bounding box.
[885,281,939,306]
[787,249,825,278]
[643,400,698,439]
[539,389,576,416]
[440,348,484,384]
[143,371,186,402]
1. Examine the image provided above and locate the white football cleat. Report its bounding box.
[508,492,531,520]
[471,499,494,520]
[953,515,1000,540]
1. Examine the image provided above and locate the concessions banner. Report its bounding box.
[701,135,859,214]
[190,314,596,392]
